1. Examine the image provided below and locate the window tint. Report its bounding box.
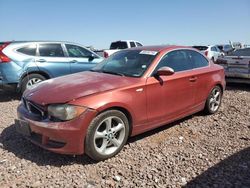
[229,48,250,56]
[110,42,128,49]
[17,45,36,56]
[155,50,193,73]
[65,44,92,58]
[189,50,209,68]
[39,44,64,57]
[136,42,143,47]
[130,42,136,48]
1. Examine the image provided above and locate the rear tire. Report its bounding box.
[204,86,222,114]
[85,110,130,161]
[21,74,46,93]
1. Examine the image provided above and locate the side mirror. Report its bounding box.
[156,66,175,76]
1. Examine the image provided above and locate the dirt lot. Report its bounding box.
[0,84,249,188]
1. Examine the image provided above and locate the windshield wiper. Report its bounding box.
[102,70,125,76]
[90,69,125,76]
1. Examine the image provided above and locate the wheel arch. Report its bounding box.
[20,71,51,81]
[96,106,133,136]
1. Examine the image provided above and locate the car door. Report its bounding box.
[64,44,101,74]
[146,50,195,125]
[187,50,211,105]
[35,43,70,78]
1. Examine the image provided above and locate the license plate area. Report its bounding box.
[15,119,31,136]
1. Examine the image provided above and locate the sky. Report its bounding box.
[0,0,249,49]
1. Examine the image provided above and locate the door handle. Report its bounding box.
[36,59,46,63]
[189,76,197,82]
[70,60,78,63]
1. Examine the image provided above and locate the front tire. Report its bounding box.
[204,86,222,114]
[85,110,130,161]
[21,74,46,93]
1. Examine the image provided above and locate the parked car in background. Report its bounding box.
[216,48,250,84]
[16,45,225,161]
[192,45,223,62]
[0,41,103,92]
[102,40,143,58]
[216,44,234,54]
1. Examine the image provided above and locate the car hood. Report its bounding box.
[24,71,137,105]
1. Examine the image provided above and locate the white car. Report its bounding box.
[103,40,143,58]
[193,45,223,62]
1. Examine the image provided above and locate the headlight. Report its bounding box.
[48,104,87,121]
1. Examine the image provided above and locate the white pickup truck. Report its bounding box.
[102,40,143,58]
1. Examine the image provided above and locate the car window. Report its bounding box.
[17,44,36,56]
[154,50,193,73]
[229,48,250,56]
[130,42,136,48]
[211,47,217,52]
[136,42,143,47]
[189,50,209,68]
[110,42,128,49]
[93,50,157,77]
[39,44,64,57]
[65,44,92,58]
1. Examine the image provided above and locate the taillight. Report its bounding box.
[0,42,11,63]
[104,51,109,58]
[204,51,208,56]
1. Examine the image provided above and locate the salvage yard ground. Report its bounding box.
[0,84,249,188]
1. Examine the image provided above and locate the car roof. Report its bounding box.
[127,45,193,52]
[0,40,84,45]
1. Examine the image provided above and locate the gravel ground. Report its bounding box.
[0,84,249,188]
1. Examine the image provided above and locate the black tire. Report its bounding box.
[85,110,130,161]
[21,74,46,93]
[204,86,222,114]
[211,57,215,63]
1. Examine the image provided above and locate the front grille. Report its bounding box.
[23,97,47,119]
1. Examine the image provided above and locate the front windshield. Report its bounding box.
[92,50,158,77]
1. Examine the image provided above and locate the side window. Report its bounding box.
[130,42,136,48]
[136,42,143,47]
[154,50,193,73]
[39,44,64,57]
[189,50,209,68]
[211,47,217,52]
[17,44,36,56]
[65,44,92,58]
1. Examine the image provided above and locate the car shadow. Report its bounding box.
[0,91,21,102]
[226,83,250,92]
[0,123,95,166]
[0,115,193,167]
[184,147,250,187]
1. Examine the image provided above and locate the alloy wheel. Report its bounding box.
[26,78,43,89]
[94,116,125,155]
[209,87,221,112]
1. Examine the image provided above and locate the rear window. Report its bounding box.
[228,48,250,56]
[110,42,128,49]
[17,45,36,56]
[39,44,64,57]
[192,46,208,51]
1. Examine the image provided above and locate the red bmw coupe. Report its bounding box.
[16,46,225,161]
